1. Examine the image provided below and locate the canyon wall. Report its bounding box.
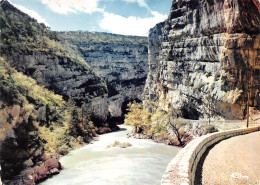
[144,0,260,119]
[0,1,108,183]
[3,54,108,122]
[1,0,149,123]
[0,2,148,183]
[0,0,108,123]
[62,32,148,120]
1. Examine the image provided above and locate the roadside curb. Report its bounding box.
[161,126,260,185]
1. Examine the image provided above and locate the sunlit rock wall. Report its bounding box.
[144,0,260,119]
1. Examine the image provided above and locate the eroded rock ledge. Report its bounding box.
[61,32,148,121]
[144,0,260,119]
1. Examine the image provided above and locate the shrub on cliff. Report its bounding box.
[0,59,23,106]
[0,57,97,154]
[148,108,168,139]
[124,101,192,146]
[0,1,89,68]
[67,100,98,139]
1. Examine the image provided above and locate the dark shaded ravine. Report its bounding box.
[41,125,181,185]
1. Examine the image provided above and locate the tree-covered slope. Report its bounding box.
[0,57,99,183]
[0,0,109,183]
[0,0,108,123]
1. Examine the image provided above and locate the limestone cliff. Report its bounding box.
[61,32,148,120]
[144,0,260,119]
[0,0,108,123]
[0,57,68,184]
[0,1,109,183]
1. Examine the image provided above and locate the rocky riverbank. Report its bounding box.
[7,154,61,185]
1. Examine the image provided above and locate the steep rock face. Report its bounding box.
[0,1,108,122]
[144,0,260,119]
[3,54,108,122]
[0,102,60,184]
[62,32,148,120]
[81,43,148,119]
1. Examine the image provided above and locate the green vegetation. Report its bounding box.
[0,1,88,68]
[0,58,64,106]
[0,1,109,157]
[124,102,150,133]
[124,101,218,146]
[0,0,108,102]
[124,101,192,146]
[0,57,97,154]
[60,31,148,46]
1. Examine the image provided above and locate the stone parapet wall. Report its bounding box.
[161,126,260,185]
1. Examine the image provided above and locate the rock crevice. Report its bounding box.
[144,0,260,119]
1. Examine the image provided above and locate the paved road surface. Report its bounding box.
[200,131,260,185]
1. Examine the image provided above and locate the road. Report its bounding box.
[198,131,260,185]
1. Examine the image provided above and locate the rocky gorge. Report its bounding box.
[0,0,148,184]
[0,0,108,123]
[0,0,259,184]
[61,31,148,121]
[143,0,260,120]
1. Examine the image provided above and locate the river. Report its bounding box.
[42,125,181,185]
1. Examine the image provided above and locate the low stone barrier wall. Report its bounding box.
[161,126,260,185]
